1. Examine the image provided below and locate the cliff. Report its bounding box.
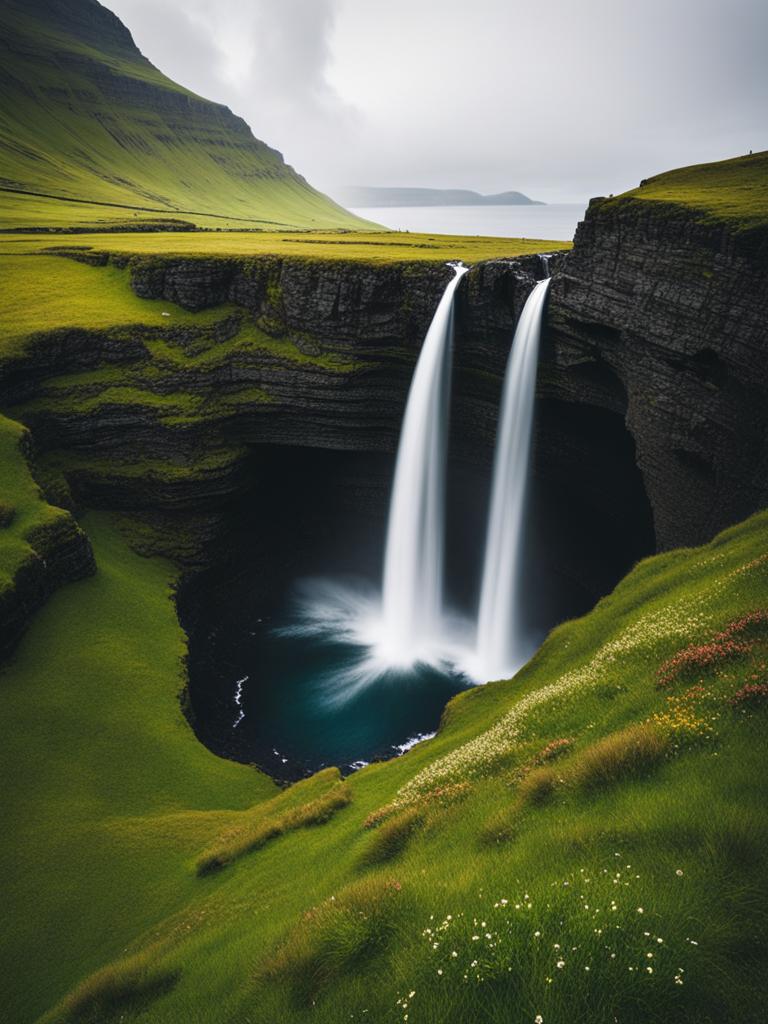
[545,188,768,549]
[0,418,94,657]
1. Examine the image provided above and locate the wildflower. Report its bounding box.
[637,907,644,914]
[676,869,684,876]
[556,960,565,969]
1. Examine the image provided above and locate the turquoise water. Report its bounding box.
[188,580,471,781]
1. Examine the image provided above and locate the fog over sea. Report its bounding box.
[352,203,587,242]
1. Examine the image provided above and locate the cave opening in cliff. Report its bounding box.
[179,408,655,781]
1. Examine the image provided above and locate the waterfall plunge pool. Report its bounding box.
[179,414,653,782]
[187,576,473,781]
[178,447,489,782]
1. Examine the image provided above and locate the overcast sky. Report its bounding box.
[107,0,767,203]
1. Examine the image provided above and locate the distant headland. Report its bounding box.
[333,186,545,207]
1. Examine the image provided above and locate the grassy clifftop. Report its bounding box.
[0,0,370,231]
[0,230,570,266]
[603,151,768,233]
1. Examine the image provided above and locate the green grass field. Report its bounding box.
[0,230,571,271]
[0,255,240,347]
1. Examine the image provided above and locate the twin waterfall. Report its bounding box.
[380,263,550,681]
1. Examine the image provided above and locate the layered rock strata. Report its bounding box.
[546,199,768,549]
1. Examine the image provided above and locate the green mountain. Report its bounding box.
[0,0,371,230]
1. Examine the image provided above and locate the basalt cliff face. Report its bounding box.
[545,199,768,550]
[1,253,546,489]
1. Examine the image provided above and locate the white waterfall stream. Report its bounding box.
[379,263,469,665]
[474,274,551,680]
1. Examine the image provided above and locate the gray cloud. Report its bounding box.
[107,0,767,201]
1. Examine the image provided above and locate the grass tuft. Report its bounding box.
[196,781,352,875]
[363,781,471,830]
[39,948,179,1024]
[517,763,561,805]
[570,723,668,791]
[358,806,424,867]
[261,877,406,1007]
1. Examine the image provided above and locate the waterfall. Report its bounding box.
[379,263,468,665]
[474,274,551,680]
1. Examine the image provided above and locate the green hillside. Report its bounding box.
[0,0,371,231]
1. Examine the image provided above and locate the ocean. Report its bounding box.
[351,202,587,242]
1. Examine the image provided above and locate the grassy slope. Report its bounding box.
[0,514,275,1023]
[605,150,768,232]
[0,504,764,1023]
[0,0,370,231]
[0,415,60,581]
